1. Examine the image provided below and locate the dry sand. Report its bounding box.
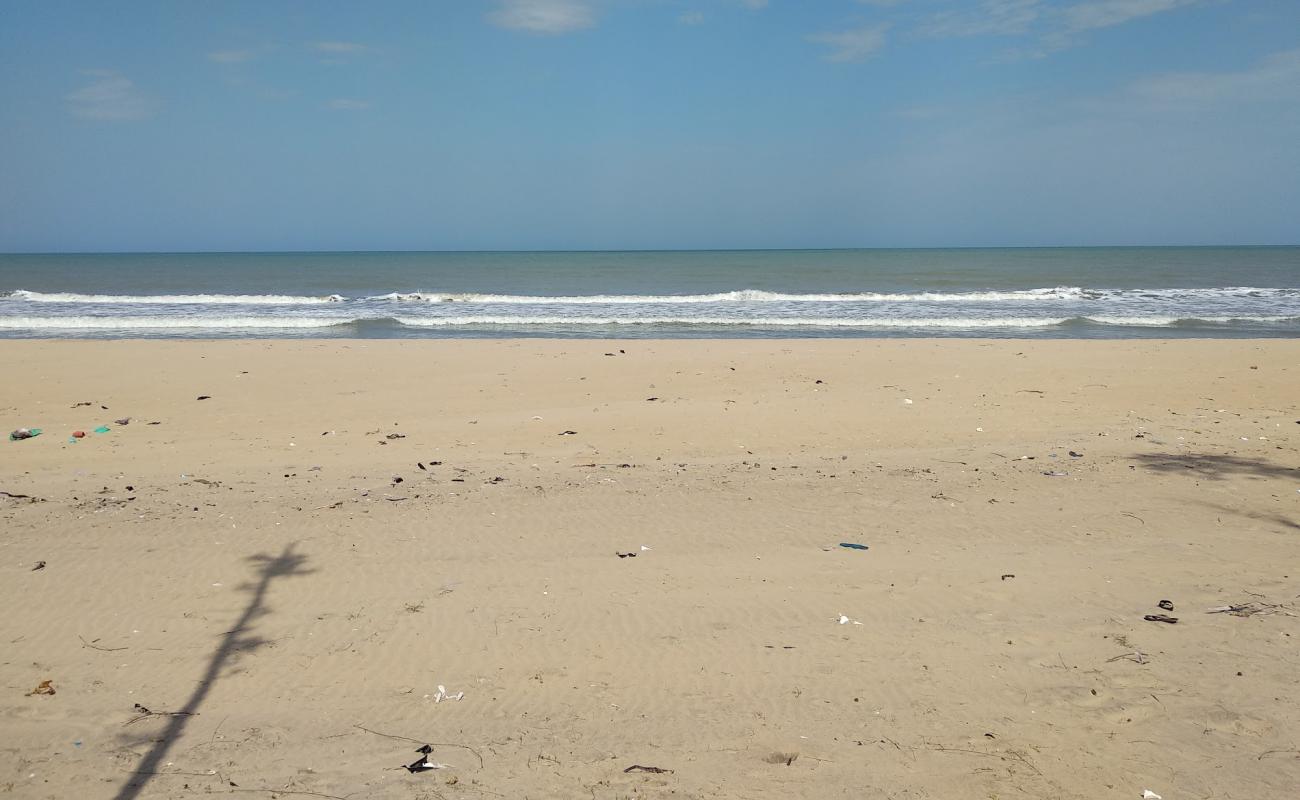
[1,339,1298,800]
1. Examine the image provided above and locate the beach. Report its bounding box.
[2,338,1298,799]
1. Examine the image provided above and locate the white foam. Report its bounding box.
[370,287,1090,304]
[8,290,345,304]
[1085,315,1300,326]
[0,316,351,329]
[393,316,1071,328]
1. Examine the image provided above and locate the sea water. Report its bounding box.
[1,247,1297,339]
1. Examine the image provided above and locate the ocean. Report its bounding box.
[1,247,1297,339]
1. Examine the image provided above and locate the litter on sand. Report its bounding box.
[1142,791,1162,800]
[624,764,674,774]
[838,542,869,551]
[93,425,111,434]
[26,679,55,696]
[837,614,863,625]
[433,685,463,703]
[1144,614,1178,624]
[404,744,453,773]
[9,428,42,441]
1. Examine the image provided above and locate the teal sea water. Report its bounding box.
[1,247,1297,339]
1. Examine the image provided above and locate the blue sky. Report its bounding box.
[1,0,1298,251]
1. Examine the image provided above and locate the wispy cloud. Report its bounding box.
[208,49,255,64]
[488,0,595,34]
[1125,48,1300,106]
[807,25,889,63]
[679,11,705,25]
[66,70,155,121]
[312,40,368,54]
[921,0,1041,38]
[327,98,370,111]
[1063,0,1197,34]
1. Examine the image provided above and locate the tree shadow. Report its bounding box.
[1195,501,1300,532]
[1130,453,1300,482]
[112,543,314,800]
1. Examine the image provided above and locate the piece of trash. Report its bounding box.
[1068,450,1083,458]
[433,685,463,703]
[837,614,863,625]
[1157,599,1174,611]
[26,679,55,696]
[9,428,42,441]
[838,543,869,551]
[196,395,211,401]
[31,561,46,571]
[114,418,131,426]
[72,431,86,439]
[624,764,674,774]
[1142,791,1162,800]
[417,462,426,470]
[645,397,659,401]
[93,425,110,434]
[1144,614,1178,624]
[640,545,651,551]
[616,552,637,558]
[1001,573,1015,580]
[386,433,406,440]
[71,401,93,408]
[1042,470,1069,477]
[405,744,453,772]
[558,430,577,435]
[903,398,913,405]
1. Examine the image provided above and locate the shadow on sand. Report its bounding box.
[112,543,313,800]
[1130,452,1299,482]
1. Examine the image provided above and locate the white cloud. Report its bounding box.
[807,25,888,63]
[66,70,155,121]
[1063,0,1196,34]
[488,0,595,34]
[327,98,370,111]
[208,50,255,63]
[313,41,367,54]
[921,0,1041,38]
[1126,48,1300,106]
[679,11,705,25]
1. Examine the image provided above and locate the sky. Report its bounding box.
[1,0,1299,252]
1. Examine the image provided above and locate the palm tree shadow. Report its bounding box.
[112,543,314,800]
[1131,453,1299,482]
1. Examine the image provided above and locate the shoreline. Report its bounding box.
[3,339,1297,799]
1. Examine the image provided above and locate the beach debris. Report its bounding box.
[71,401,94,408]
[9,428,42,441]
[125,703,196,725]
[558,430,577,435]
[417,462,426,470]
[1107,650,1148,665]
[1001,574,1015,580]
[433,685,463,703]
[903,398,913,405]
[616,551,638,558]
[1042,470,1069,477]
[1144,614,1178,624]
[26,680,56,696]
[386,433,406,440]
[1206,602,1294,617]
[93,425,110,434]
[837,614,863,625]
[764,752,800,766]
[624,764,674,774]
[1142,791,1162,800]
[72,430,86,438]
[392,476,404,484]
[838,542,869,551]
[196,395,211,400]
[641,545,651,551]
[1069,450,1083,458]
[31,561,46,571]
[405,745,453,773]
[114,418,131,426]
[645,396,659,401]
[1158,599,1174,611]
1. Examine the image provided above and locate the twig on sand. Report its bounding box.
[928,745,1044,779]
[80,635,128,652]
[1120,512,1145,525]
[227,789,352,800]
[354,725,484,769]
[1257,749,1300,760]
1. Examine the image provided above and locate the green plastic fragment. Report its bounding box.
[93,425,111,434]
